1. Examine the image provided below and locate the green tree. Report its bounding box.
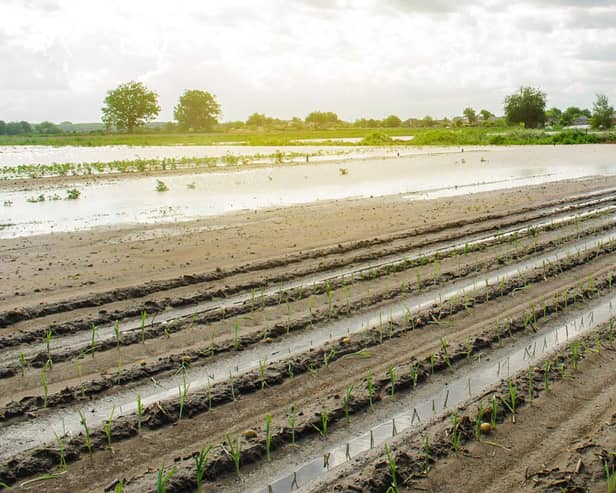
[560,106,590,126]
[174,90,221,132]
[246,112,271,127]
[545,107,562,126]
[36,121,61,134]
[5,121,31,135]
[422,115,437,127]
[591,94,613,130]
[479,109,494,121]
[0,120,5,134]
[382,114,402,127]
[463,107,477,124]
[102,81,160,133]
[305,111,339,128]
[504,86,547,128]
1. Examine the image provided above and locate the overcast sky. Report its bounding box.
[1,0,615,123]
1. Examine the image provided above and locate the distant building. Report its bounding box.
[572,115,589,126]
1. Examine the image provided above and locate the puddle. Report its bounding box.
[1,229,615,460]
[3,199,614,366]
[249,292,616,493]
[2,146,616,238]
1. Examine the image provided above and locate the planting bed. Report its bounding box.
[2,175,616,492]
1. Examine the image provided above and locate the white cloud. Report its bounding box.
[0,0,614,122]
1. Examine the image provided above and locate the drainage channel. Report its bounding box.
[1,229,615,460]
[248,291,616,493]
[4,199,615,366]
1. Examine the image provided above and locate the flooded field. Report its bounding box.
[1,143,616,492]
[2,144,616,238]
[2,167,616,491]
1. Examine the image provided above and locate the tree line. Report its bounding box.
[1,83,613,135]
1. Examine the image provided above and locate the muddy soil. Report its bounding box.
[2,176,616,492]
[3,176,616,313]
[310,323,616,493]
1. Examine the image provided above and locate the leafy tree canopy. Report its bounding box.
[591,94,613,130]
[463,107,477,124]
[504,86,547,128]
[174,90,221,132]
[305,111,339,127]
[102,81,160,133]
[382,114,402,127]
[479,109,495,121]
[560,106,591,126]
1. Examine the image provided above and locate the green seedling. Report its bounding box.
[384,443,399,493]
[288,404,297,445]
[103,405,115,448]
[423,435,431,474]
[474,401,486,441]
[410,362,420,388]
[78,410,93,463]
[367,370,374,410]
[194,445,212,492]
[491,395,498,429]
[229,371,236,401]
[156,465,176,493]
[113,321,121,347]
[225,433,242,477]
[323,349,336,367]
[606,461,616,493]
[451,413,462,453]
[388,366,397,399]
[265,414,272,462]
[19,352,26,376]
[343,384,354,423]
[440,337,452,369]
[313,409,329,438]
[502,379,518,423]
[53,432,67,471]
[326,286,334,319]
[155,179,169,192]
[543,360,551,392]
[75,358,85,398]
[178,377,190,421]
[259,357,268,389]
[137,394,143,432]
[570,339,581,369]
[430,352,436,374]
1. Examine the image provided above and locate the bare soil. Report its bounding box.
[2,176,616,492]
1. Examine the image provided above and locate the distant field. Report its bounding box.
[1,126,614,147]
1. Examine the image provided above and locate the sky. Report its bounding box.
[0,0,615,123]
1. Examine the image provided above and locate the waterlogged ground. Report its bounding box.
[1,144,616,238]
[2,179,616,492]
[1,143,616,491]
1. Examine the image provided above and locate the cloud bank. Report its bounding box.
[0,0,614,122]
